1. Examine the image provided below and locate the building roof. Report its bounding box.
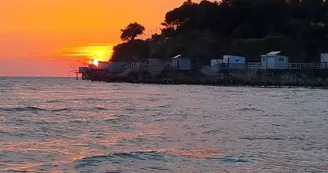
[172,54,191,60]
[98,61,109,63]
[266,51,281,55]
[172,54,182,59]
[321,53,328,62]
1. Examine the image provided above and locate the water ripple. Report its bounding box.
[0,78,327,173]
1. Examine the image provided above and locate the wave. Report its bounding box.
[74,151,176,170]
[240,136,284,141]
[51,108,73,112]
[0,106,107,113]
[74,150,250,170]
[236,107,263,112]
[209,156,252,163]
[92,107,107,111]
[0,106,48,112]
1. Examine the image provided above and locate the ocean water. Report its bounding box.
[0,77,327,173]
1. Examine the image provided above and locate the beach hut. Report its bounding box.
[211,59,223,66]
[223,55,246,68]
[148,58,168,67]
[321,53,328,68]
[108,62,125,73]
[89,64,97,70]
[98,61,109,70]
[261,51,288,69]
[78,67,89,73]
[171,55,191,70]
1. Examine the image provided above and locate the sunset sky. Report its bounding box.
[0,0,202,77]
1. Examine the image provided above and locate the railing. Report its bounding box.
[247,62,328,70]
[247,63,262,69]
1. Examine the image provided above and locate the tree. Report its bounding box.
[161,0,197,31]
[120,22,145,42]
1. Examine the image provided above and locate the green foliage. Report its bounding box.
[120,22,145,42]
[113,0,328,63]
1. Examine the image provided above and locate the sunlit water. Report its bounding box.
[0,77,327,173]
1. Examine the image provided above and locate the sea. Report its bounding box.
[0,77,327,173]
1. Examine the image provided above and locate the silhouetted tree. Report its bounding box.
[120,22,145,42]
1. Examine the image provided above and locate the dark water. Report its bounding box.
[0,77,327,173]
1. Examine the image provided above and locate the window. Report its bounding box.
[279,58,284,62]
[262,58,265,62]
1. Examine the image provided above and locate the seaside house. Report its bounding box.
[98,61,109,70]
[261,51,288,69]
[89,64,98,70]
[78,67,89,73]
[108,62,125,73]
[171,55,191,70]
[200,59,222,75]
[320,53,328,68]
[211,59,223,66]
[146,58,170,77]
[148,58,168,67]
[223,55,246,68]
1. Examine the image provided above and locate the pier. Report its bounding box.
[76,62,328,89]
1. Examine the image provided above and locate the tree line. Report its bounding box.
[112,0,328,63]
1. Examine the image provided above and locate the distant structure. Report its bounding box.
[98,61,109,70]
[211,59,223,66]
[321,53,328,68]
[223,55,246,69]
[171,55,191,70]
[109,62,125,73]
[261,51,288,69]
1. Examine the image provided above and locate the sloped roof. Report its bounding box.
[172,54,182,59]
[267,51,281,55]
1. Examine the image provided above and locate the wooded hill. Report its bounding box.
[111,0,328,64]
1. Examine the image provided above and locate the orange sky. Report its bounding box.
[0,0,202,77]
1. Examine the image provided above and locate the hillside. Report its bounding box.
[111,0,328,64]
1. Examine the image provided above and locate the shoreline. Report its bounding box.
[83,68,328,89]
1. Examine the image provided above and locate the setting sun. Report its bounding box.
[92,59,99,66]
[84,45,113,62]
[58,44,114,66]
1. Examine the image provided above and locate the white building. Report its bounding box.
[78,67,89,73]
[171,55,191,70]
[223,55,246,68]
[89,64,97,70]
[147,59,170,77]
[109,62,125,72]
[261,51,289,69]
[98,61,109,70]
[148,58,168,67]
[321,53,328,68]
[211,59,223,66]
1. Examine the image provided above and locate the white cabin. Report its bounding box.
[171,55,191,70]
[321,53,328,68]
[261,51,288,69]
[211,59,223,66]
[109,62,125,72]
[148,58,168,67]
[223,55,246,68]
[89,64,97,70]
[78,67,89,73]
[98,61,109,70]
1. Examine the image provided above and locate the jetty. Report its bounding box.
[76,52,328,88]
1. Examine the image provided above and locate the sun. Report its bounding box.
[86,46,113,65]
[92,59,99,66]
[61,44,114,66]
